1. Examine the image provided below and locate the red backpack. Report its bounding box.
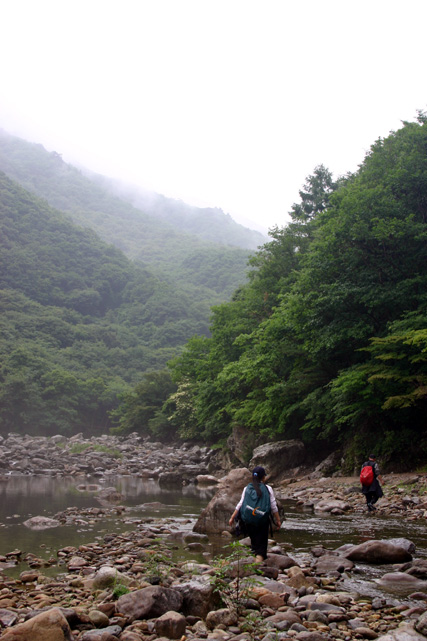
[360,464,374,486]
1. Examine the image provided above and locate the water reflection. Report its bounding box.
[0,474,215,563]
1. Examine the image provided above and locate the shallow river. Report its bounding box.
[1,474,426,602]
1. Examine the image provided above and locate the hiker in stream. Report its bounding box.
[360,454,384,512]
[229,466,281,563]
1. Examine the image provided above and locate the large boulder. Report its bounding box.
[344,540,413,564]
[116,586,183,622]
[1,607,73,640]
[193,467,251,534]
[249,440,306,480]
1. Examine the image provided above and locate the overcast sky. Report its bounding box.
[1,0,426,234]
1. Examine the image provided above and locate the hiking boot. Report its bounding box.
[255,555,264,564]
[367,503,374,511]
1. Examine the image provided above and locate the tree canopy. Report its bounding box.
[161,116,427,468]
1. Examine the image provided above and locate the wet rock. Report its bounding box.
[314,554,354,574]
[1,606,73,640]
[405,559,427,579]
[376,571,427,592]
[344,540,413,564]
[155,610,187,638]
[385,538,416,554]
[314,499,352,513]
[193,468,251,534]
[23,516,61,530]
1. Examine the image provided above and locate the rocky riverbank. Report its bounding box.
[0,433,227,485]
[0,434,427,640]
[1,515,427,641]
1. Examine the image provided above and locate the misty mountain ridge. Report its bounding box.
[85,171,266,249]
[0,129,266,266]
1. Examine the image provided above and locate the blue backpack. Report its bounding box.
[241,482,271,525]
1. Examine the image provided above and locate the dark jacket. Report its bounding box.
[361,461,383,497]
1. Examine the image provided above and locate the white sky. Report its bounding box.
[1,0,426,234]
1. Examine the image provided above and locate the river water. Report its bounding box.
[1,474,427,602]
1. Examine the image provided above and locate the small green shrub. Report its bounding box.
[112,583,130,600]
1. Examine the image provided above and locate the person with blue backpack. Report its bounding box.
[228,466,281,563]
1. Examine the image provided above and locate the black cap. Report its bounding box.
[369,454,376,459]
[252,466,266,478]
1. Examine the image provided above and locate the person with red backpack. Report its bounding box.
[228,466,281,563]
[360,454,383,511]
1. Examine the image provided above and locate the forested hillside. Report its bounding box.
[0,171,216,434]
[0,129,264,297]
[114,116,427,468]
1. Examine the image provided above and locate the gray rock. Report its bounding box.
[205,607,238,630]
[344,540,413,564]
[155,611,187,639]
[193,467,251,534]
[0,607,73,640]
[250,440,306,480]
[415,612,427,636]
[384,538,416,554]
[264,553,298,570]
[376,623,427,641]
[0,609,18,627]
[23,516,61,530]
[314,554,354,574]
[88,609,110,628]
[116,585,183,622]
[92,565,133,589]
[80,627,122,640]
[173,578,219,618]
[314,499,352,513]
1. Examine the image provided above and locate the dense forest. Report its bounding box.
[113,115,427,469]
[1,117,426,468]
